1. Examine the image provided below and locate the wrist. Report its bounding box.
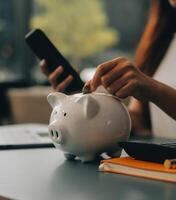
[147,78,163,103]
[146,78,176,120]
[139,74,160,102]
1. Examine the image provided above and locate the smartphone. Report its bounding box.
[25,29,84,93]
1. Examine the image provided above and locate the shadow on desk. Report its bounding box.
[51,160,100,195]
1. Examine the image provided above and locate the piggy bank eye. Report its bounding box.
[54,111,58,115]
[64,112,67,117]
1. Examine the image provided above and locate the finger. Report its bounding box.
[48,66,64,89]
[40,59,49,76]
[101,61,134,87]
[56,75,73,92]
[115,81,135,99]
[100,57,128,68]
[106,71,133,94]
[91,57,128,91]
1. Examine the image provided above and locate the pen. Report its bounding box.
[0,143,55,150]
[164,159,176,169]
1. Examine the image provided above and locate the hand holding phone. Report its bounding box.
[25,29,84,93]
[40,59,73,92]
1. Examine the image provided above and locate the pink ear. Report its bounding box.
[76,95,100,119]
[47,92,67,108]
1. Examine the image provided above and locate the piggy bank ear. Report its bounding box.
[76,95,100,119]
[47,92,67,108]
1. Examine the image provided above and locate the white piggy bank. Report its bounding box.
[47,91,131,162]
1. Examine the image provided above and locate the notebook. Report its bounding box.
[99,157,176,183]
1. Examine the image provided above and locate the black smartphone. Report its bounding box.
[25,29,84,93]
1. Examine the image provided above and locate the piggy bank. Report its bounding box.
[47,91,131,162]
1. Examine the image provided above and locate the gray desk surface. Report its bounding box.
[0,148,175,200]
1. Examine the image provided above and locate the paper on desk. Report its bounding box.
[0,123,51,145]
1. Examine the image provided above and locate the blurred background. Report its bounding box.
[0,0,150,125]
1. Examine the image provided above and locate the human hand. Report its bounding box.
[40,59,73,92]
[84,57,156,101]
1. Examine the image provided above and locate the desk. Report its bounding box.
[0,148,175,200]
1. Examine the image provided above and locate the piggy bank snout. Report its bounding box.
[48,126,65,144]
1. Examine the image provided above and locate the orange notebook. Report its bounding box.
[99,157,176,183]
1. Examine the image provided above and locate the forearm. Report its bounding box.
[149,79,176,120]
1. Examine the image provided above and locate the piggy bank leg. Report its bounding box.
[79,154,97,163]
[107,147,122,158]
[64,153,76,160]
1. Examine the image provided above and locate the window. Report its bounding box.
[0,0,150,85]
[0,0,33,85]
